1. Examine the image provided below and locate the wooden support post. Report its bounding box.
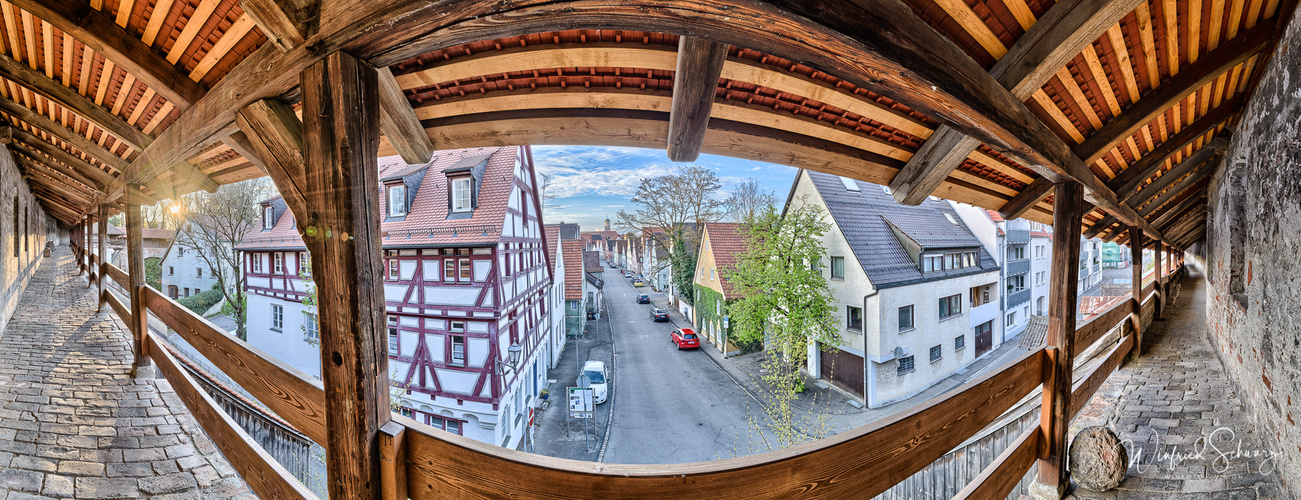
[666,36,728,162]
[1037,181,1084,497]
[1129,226,1144,359]
[125,185,152,376]
[300,51,389,500]
[97,205,107,312]
[1155,242,1165,320]
[85,215,95,288]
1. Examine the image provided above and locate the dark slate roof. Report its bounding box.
[546,223,580,240]
[805,170,998,289]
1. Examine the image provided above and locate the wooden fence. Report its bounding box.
[75,239,1183,499]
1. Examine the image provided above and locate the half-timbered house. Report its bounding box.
[237,145,554,449]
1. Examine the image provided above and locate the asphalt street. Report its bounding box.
[600,265,762,464]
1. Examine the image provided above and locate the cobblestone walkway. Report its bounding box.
[1069,275,1283,499]
[0,249,250,499]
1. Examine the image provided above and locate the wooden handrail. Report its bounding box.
[1069,334,1136,418]
[102,290,130,327]
[397,349,1046,498]
[104,263,129,291]
[140,286,328,444]
[952,425,1041,500]
[146,332,317,499]
[1073,299,1132,357]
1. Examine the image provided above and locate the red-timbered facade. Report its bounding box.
[237,146,554,449]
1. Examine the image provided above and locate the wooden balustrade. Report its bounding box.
[953,425,1042,500]
[140,286,328,445]
[104,263,129,291]
[1069,334,1136,418]
[1073,300,1133,358]
[102,290,130,327]
[146,331,316,499]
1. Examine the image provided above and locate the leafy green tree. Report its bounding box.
[145,257,162,290]
[616,165,726,304]
[727,199,842,449]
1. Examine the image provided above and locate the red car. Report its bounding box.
[671,328,700,349]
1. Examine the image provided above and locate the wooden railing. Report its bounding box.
[93,259,1185,499]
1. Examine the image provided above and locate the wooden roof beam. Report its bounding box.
[1074,23,1272,164]
[6,141,104,190]
[1164,211,1206,241]
[220,131,271,175]
[6,128,115,187]
[999,177,1055,220]
[1084,214,1117,239]
[1106,96,1241,196]
[1139,175,1212,217]
[240,0,316,52]
[667,37,728,162]
[6,0,206,109]
[27,187,84,219]
[1152,194,1206,230]
[1129,148,1223,209]
[235,98,308,217]
[14,153,100,197]
[0,98,132,174]
[890,0,1145,205]
[0,51,152,150]
[23,174,94,208]
[376,67,433,164]
[20,164,99,203]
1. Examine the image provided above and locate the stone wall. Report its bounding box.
[1203,6,1301,497]
[0,145,53,334]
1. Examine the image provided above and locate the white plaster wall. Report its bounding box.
[160,245,223,297]
[245,292,319,378]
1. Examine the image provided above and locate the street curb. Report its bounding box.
[596,296,615,462]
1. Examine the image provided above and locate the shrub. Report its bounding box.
[178,287,223,315]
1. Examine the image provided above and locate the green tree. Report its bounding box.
[727,199,842,450]
[616,165,726,304]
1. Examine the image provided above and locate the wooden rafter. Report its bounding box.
[12,152,99,197]
[1106,96,1242,197]
[235,98,308,217]
[241,0,315,52]
[666,37,728,162]
[0,53,153,151]
[1124,139,1226,206]
[1138,174,1213,218]
[1073,23,1273,163]
[5,0,206,109]
[6,140,104,190]
[999,177,1055,220]
[6,127,115,187]
[376,67,433,165]
[890,0,1146,205]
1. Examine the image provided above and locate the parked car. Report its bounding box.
[632,279,645,287]
[651,308,669,321]
[636,294,650,304]
[581,361,608,404]
[671,328,700,349]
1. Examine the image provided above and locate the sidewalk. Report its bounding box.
[653,294,1037,436]
[532,304,613,462]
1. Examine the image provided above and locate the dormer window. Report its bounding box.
[388,184,407,218]
[451,177,473,213]
[263,206,274,229]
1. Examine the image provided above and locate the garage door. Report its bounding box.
[819,347,864,397]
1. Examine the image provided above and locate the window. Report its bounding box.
[897,355,915,374]
[451,177,473,212]
[970,284,994,308]
[274,253,284,274]
[450,336,465,365]
[830,256,845,279]
[388,184,407,217]
[929,345,942,362]
[710,268,716,281]
[304,312,318,342]
[460,259,472,281]
[938,294,962,319]
[168,266,174,276]
[300,252,311,277]
[444,259,456,281]
[964,252,975,268]
[898,305,914,332]
[178,248,185,257]
[196,267,202,278]
[955,335,965,350]
[1006,311,1017,327]
[923,254,943,272]
[252,254,262,273]
[1009,274,1025,291]
[184,288,190,297]
[271,304,284,331]
[388,260,400,281]
[1036,296,1045,315]
[846,306,863,331]
[264,206,275,229]
[387,316,399,356]
[450,321,464,333]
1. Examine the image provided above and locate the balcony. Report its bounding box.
[1006,257,1030,277]
[1005,228,1031,244]
[1007,287,1031,308]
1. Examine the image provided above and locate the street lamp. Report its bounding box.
[496,342,522,376]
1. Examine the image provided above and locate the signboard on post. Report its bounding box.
[568,387,594,418]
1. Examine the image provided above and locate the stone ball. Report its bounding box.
[1069,426,1128,491]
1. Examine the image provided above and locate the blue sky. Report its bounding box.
[531,146,799,231]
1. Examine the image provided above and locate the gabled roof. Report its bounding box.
[583,251,602,273]
[545,223,581,240]
[237,147,522,251]
[142,228,176,241]
[561,240,586,301]
[804,170,998,289]
[701,223,749,297]
[544,226,561,275]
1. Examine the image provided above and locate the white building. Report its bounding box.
[237,146,555,450]
[949,206,1055,342]
[789,170,1002,408]
[159,218,239,301]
